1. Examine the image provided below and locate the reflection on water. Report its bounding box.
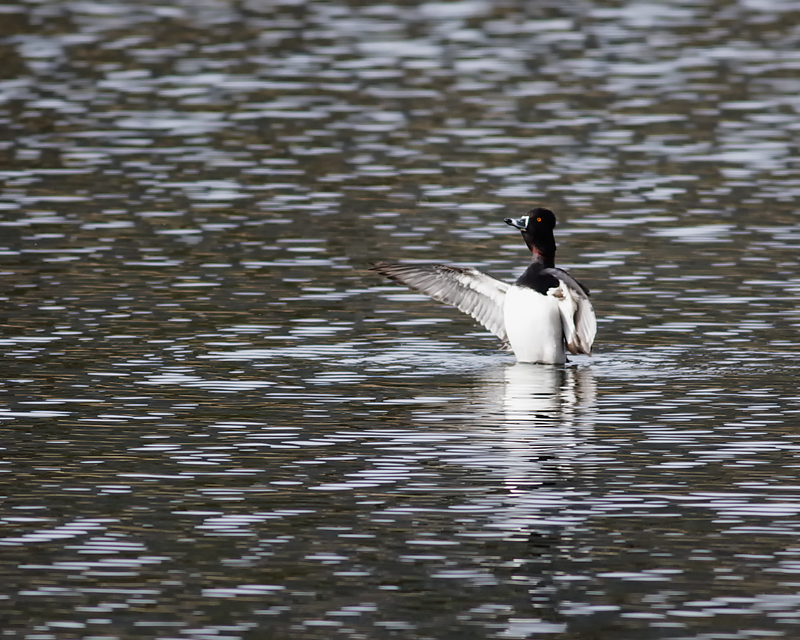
[471,364,598,542]
[4,0,800,638]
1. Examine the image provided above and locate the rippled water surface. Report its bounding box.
[3,0,800,638]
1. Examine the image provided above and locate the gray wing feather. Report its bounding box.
[371,263,509,341]
[544,267,597,355]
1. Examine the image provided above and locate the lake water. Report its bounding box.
[3,0,800,638]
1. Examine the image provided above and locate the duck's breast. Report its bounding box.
[503,286,565,364]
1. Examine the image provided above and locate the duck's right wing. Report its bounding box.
[371,263,510,341]
[543,267,596,356]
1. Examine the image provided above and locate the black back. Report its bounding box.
[515,262,560,294]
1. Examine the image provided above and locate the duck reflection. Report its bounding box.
[502,363,596,428]
[436,364,599,635]
[500,363,596,483]
[454,363,597,537]
[483,364,597,636]
[459,363,596,484]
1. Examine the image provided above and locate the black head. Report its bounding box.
[504,207,557,264]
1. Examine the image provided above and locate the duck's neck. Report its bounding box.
[522,231,556,268]
[530,248,555,269]
[516,253,558,292]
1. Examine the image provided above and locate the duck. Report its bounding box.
[371,207,596,364]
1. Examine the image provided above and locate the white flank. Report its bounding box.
[503,286,565,364]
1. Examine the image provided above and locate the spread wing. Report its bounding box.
[544,267,596,356]
[371,263,510,341]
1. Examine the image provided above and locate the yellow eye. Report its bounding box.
[536,217,541,222]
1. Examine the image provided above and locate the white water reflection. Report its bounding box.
[651,223,734,243]
[457,364,598,534]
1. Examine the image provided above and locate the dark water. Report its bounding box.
[3,0,800,638]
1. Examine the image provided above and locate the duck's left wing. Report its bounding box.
[371,263,510,341]
[544,267,596,356]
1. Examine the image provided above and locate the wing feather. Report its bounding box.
[371,263,509,341]
[544,267,596,355]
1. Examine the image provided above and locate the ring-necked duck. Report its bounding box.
[371,207,596,364]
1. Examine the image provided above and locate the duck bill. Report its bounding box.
[504,216,528,230]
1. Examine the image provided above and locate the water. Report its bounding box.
[3,0,800,637]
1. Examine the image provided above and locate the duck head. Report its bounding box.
[504,207,557,265]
